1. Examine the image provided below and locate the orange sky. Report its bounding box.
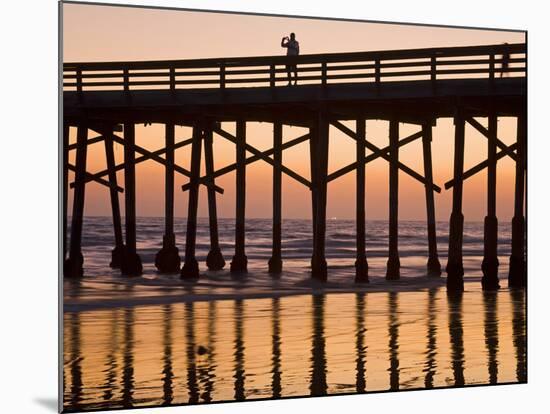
[63,2,525,221]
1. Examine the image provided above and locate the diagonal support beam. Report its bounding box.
[99,129,224,194]
[466,117,517,162]
[331,120,441,193]
[67,135,105,151]
[213,126,312,188]
[328,130,423,183]
[444,142,518,189]
[67,163,124,192]
[71,137,193,188]
[182,133,310,191]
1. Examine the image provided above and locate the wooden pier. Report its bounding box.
[62,43,527,292]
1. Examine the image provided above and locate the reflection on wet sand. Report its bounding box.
[355,293,366,393]
[448,293,465,387]
[424,289,437,388]
[310,295,327,396]
[63,289,527,412]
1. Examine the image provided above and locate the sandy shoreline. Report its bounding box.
[62,274,502,312]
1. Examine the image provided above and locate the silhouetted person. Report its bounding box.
[281,33,299,86]
[500,43,510,78]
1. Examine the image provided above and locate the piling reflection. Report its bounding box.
[424,289,437,389]
[63,290,527,411]
[388,292,399,391]
[510,289,526,383]
[447,293,465,387]
[234,299,246,401]
[483,292,499,384]
[162,305,174,405]
[310,294,327,396]
[185,302,199,404]
[271,297,282,398]
[355,293,367,393]
[68,312,83,410]
[121,307,135,408]
[103,309,119,401]
[197,301,217,402]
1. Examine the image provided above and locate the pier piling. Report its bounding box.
[311,112,329,281]
[104,126,125,268]
[386,119,401,280]
[64,123,88,278]
[422,122,441,276]
[355,118,369,283]
[204,125,226,271]
[155,122,181,273]
[268,122,283,274]
[120,122,143,276]
[63,123,69,260]
[482,114,500,290]
[446,113,466,292]
[509,114,526,288]
[230,121,248,273]
[181,126,202,279]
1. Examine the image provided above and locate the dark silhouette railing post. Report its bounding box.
[120,122,143,276]
[269,122,283,273]
[204,125,225,271]
[63,123,69,260]
[355,118,369,283]
[482,114,500,290]
[155,123,181,273]
[181,126,202,279]
[422,122,441,276]
[386,119,400,280]
[446,113,466,292]
[103,126,125,268]
[231,120,248,272]
[509,114,526,288]
[311,111,329,281]
[64,123,88,278]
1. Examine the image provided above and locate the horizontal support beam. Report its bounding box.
[182,132,310,191]
[328,129,423,182]
[466,117,517,162]
[444,142,518,189]
[67,163,123,193]
[213,126,312,188]
[331,120,441,193]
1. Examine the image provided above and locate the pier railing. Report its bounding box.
[63,43,526,92]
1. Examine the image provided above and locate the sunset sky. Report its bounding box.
[63,2,525,221]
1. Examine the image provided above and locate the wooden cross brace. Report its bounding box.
[182,132,310,191]
[466,117,518,162]
[70,129,224,194]
[67,163,124,192]
[67,134,104,151]
[444,116,520,189]
[70,136,193,188]
[211,126,312,188]
[331,120,442,193]
[328,129,423,183]
[444,142,518,189]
